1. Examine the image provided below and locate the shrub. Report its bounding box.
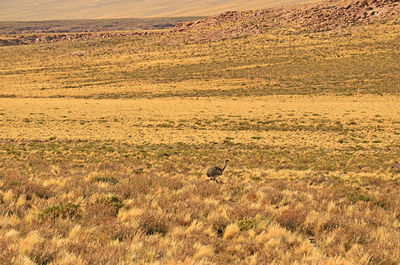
[346,192,370,204]
[97,196,124,215]
[40,203,80,220]
[276,209,306,232]
[0,238,16,265]
[237,218,257,231]
[211,217,229,237]
[94,176,118,185]
[138,213,169,236]
[30,242,57,265]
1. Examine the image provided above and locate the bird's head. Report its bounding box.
[225,159,230,163]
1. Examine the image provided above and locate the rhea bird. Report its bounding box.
[207,159,229,183]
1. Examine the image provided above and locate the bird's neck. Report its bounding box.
[222,161,227,171]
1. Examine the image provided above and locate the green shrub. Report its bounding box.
[237,218,257,231]
[40,203,80,220]
[346,192,370,204]
[97,196,124,215]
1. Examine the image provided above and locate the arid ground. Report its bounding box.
[1,0,400,264]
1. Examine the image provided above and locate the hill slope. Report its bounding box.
[171,0,400,42]
[0,0,316,21]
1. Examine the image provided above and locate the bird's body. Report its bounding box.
[207,160,229,183]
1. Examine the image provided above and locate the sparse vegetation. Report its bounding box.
[1,4,400,264]
[1,21,399,98]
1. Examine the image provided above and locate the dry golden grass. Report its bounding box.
[1,22,399,98]
[0,95,400,149]
[1,22,400,264]
[1,95,400,264]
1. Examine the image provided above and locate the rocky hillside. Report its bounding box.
[171,0,400,42]
[1,0,399,46]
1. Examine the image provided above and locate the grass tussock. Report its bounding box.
[0,139,400,263]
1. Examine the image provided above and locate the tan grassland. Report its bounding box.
[1,96,400,147]
[1,22,399,98]
[1,22,400,264]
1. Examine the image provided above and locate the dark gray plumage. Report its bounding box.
[207,159,229,183]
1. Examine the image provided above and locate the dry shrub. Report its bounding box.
[325,224,371,256]
[97,196,124,216]
[84,203,117,220]
[94,176,118,185]
[366,242,400,265]
[52,251,86,265]
[228,204,261,221]
[209,216,229,237]
[263,188,284,205]
[322,216,340,232]
[314,185,346,203]
[159,161,176,174]
[89,217,135,242]
[241,240,261,258]
[138,212,170,236]
[175,212,192,227]
[193,181,221,198]
[276,208,307,232]
[158,191,193,214]
[119,175,152,198]
[97,161,120,172]
[83,207,136,241]
[0,237,17,265]
[66,241,127,265]
[342,223,371,246]
[25,182,55,200]
[246,190,258,201]
[223,185,247,198]
[156,176,184,191]
[2,172,54,200]
[29,241,58,265]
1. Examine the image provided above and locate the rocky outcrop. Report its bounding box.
[170,0,400,42]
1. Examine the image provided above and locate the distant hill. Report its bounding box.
[0,0,316,21]
[1,0,399,46]
[0,18,205,35]
[170,0,400,43]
